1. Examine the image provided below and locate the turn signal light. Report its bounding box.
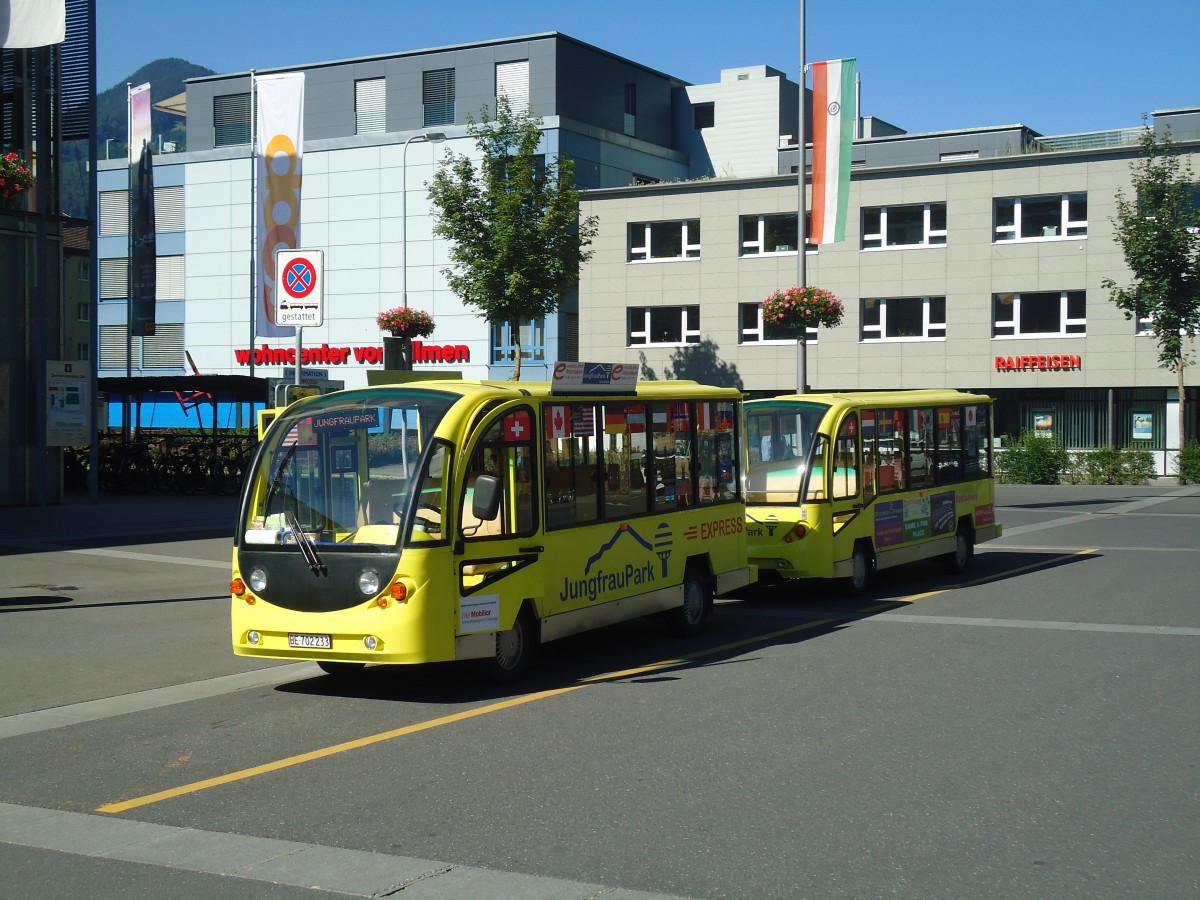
[230,578,246,596]
[390,581,408,603]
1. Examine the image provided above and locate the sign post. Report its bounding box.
[275,249,325,390]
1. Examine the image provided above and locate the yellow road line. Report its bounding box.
[98,617,836,814]
[98,550,1099,814]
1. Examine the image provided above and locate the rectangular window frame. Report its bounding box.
[739,213,816,256]
[738,302,817,344]
[422,68,455,127]
[355,77,386,134]
[213,92,251,147]
[861,203,947,250]
[491,317,546,363]
[992,290,1087,338]
[860,296,947,342]
[496,60,530,114]
[628,306,701,347]
[627,220,701,262]
[993,193,1087,242]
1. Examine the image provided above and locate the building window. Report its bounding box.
[492,318,546,362]
[739,213,816,256]
[628,306,700,346]
[496,60,530,113]
[861,297,946,341]
[213,93,251,146]
[994,193,1087,241]
[155,185,184,231]
[156,255,184,300]
[693,102,714,129]
[100,187,182,233]
[739,303,816,343]
[355,78,386,134]
[623,82,636,137]
[993,290,1086,337]
[99,191,128,235]
[423,69,455,127]
[628,220,701,262]
[77,302,89,322]
[861,203,947,249]
[99,258,127,300]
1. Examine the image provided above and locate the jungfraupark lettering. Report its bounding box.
[234,341,471,366]
[559,561,657,603]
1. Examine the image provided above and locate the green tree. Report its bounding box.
[428,99,598,380]
[1103,126,1200,445]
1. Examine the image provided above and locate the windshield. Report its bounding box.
[242,388,457,549]
[746,401,830,504]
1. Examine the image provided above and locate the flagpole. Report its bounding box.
[124,82,133,436]
[249,69,257,380]
[796,0,808,393]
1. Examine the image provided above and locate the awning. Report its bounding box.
[99,374,268,404]
[152,92,186,118]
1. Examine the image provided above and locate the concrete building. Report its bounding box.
[91,32,1198,470]
[578,105,1200,472]
[95,33,698,395]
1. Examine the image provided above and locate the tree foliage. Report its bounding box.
[1103,126,1200,443]
[427,99,598,379]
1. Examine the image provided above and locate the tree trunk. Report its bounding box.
[510,318,522,381]
[1179,359,1188,456]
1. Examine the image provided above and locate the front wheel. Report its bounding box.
[844,545,872,595]
[485,607,537,682]
[317,661,366,678]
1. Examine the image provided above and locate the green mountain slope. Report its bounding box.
[61,58,215,218]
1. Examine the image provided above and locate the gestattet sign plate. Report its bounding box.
[276,249,324,327]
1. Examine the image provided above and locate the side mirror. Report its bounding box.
[472,474,502,521]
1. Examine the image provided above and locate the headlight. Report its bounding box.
[358,568,381,596]
[248,567,268,592]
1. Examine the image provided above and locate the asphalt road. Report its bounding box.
[1,484,1197,899]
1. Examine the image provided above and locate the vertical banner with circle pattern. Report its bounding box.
[255,72,304,338]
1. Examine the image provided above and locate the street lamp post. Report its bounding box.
[400,131,446,311]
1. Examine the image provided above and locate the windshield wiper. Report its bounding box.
[286,511,328,577]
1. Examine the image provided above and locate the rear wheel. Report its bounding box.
[674,570,713,636]
[942,527,974,573]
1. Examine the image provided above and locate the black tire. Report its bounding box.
[486,606,537,682]
[674,569,713,636]
[942,528,974,574]
[317,661,366,678]
[844,545,872,595]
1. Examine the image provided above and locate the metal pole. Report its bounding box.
[123,82,132,439]
[401,132,445,312]
[797,0,808,394]
[87,0,99,500]
[249,71,257,378]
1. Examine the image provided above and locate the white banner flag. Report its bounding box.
[1,0,66,48]
[255,72,304,338]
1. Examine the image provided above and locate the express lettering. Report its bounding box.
[698,517,744,540]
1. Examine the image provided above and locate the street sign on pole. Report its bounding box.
[275,249,324,327]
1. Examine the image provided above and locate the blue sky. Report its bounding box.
[99,0,1198,137]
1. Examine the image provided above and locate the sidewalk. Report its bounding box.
[0,490,241,544]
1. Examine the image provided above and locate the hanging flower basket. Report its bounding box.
[761,286,844,332]
[0,151,33,210]
[376,307,435,339]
